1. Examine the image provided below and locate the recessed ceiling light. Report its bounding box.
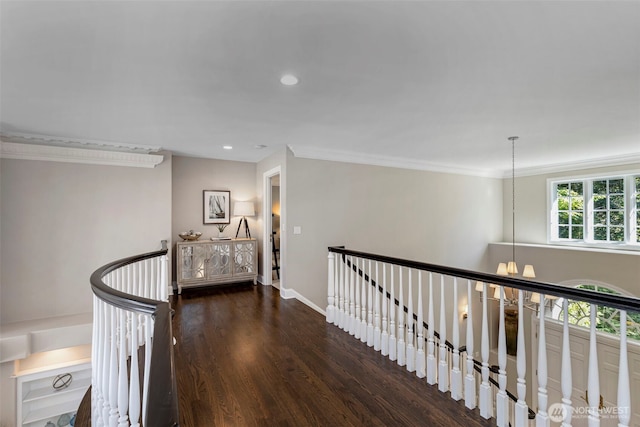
[280,74,299,86]
[223,145,233,150]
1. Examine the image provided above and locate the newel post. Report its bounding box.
[326,251,335,323]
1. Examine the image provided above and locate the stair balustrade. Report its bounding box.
[327,246,639,427]
[89,240,179,427]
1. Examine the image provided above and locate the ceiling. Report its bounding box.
[1,1,639,176]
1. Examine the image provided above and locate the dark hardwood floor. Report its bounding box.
[171,284,495,427]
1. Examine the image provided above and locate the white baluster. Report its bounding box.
[536,294,550,427]
[334,255,340,327]
[397,267,406,366]
[381,263,389,356]
[618,310,631,427]
[450,278,462,401]
[416,271,426,379]
[374,261,382,351]
[342,256,349,332]
[338,255,346,330]
[426,272,436,385]
[140,261,149,343]
[389,265,397,361]
[479,282,492,419]
[94,299,105,426]
[561,298,573,427]
[101,302,111,425]
[349,256,357,335]
[360,258,367,343]
[464,280,476,410]
[515,291,529,427]
[109,307,119,426]
[497,286,509,427]
[118,309,130,427]
[406,269,415,372]
[438,275,449,393]
[161,251,168,300]
[587,303,600,427]
[326,252,335,323]
[129,311,141,427]
[354,256,361,340]
[142,315,153,427]
[367,260,374,347]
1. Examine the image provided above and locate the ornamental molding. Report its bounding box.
[0,141,164,168]
[0,131,161,153]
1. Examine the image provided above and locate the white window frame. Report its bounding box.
[548,170,640,249]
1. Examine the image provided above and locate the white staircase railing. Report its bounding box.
[90,240,178,427]
[327,246,639,427]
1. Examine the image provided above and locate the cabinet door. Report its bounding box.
[206,242,232,279]
[179,244,207,281]
[233,241,256,276]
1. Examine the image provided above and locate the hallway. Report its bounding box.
[171,284,494,426]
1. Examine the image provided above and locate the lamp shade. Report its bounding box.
[496,263,508,276]
[233,201,255,217]
[507,261,518,275]
[522,264,536,278]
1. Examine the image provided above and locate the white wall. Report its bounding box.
[171,155,257,283]
[0,154,172,426]
[285,152,504,319]
[0,155,172,324]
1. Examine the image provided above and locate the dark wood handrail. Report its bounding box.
[329,245,640,312]
[90,240,180,427]
[90,246,168,315]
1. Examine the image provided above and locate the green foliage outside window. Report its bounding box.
[555,284,640,341]
[557,182,584,239]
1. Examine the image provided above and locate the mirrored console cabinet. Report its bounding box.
[176,238,257,293]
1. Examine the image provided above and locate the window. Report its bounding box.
[592,178,624,241]
[550,173,640,246]
[556,182,584,239]
[550,284,640,341]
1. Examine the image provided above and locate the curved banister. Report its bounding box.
[90,248,168,315]
[90,240,179,427]
[329,245,640,312]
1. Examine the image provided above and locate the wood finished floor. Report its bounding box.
[172,284,495,427]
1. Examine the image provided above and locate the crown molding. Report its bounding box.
[509,152,640,178]
[0,141,164,168]
[287,145,502,178]
[0,131,161,153]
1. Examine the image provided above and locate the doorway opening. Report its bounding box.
[262,166,284,290]
[270,175,281,288]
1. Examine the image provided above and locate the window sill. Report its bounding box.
[491,241,640,255]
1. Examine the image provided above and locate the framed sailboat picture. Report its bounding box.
[203,190,231,224]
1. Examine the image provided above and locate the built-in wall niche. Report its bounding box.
[14,345,91,427]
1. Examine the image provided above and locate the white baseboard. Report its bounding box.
[281,287,326,316]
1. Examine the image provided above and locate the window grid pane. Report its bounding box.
[592,178,626,243]
[556,181,584,240]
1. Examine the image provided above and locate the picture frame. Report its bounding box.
[203,190,231,224]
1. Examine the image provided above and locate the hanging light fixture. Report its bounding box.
[477,136,538,307]
[498,136,536,281]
